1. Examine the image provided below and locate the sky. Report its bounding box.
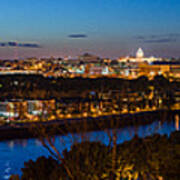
[0,0,180,59]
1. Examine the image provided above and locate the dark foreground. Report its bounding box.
[0,113,178,180]
[10,131,180,180]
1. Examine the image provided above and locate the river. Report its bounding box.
[0,114,179,179]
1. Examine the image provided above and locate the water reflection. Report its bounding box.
[7,141,14,149]
[35,139,42,146]
[41,119,177,150]
[175,114,179,131]
[3,162,11,180]
[0,118,178,180]
[7,139,27,149]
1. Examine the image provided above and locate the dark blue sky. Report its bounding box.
[0,0,180,59]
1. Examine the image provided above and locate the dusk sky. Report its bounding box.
[0,0,180,59]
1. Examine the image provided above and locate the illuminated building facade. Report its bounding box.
[118,48,162,64]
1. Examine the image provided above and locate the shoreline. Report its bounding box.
[0,110,179,141]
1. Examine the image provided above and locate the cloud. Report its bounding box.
[0,41,41,48]
[68,34,87,38]
[8,42,17,46]
[136,36,145,40]
[19,43,40,48]
[0,43,6,47]
[144,38,176,43]
[135,33,180,44]
[167,33,180,38]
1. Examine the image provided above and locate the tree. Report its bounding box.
[10,131,180,179]
[10,157,59,180]
[21,156,59,180]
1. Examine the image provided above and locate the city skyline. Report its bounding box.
[0,0,180,59]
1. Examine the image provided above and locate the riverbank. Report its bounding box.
[0,110,179,141]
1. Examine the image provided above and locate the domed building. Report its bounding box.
[135,47,145,63]
[118,48,161,64]
[136,48,144,59]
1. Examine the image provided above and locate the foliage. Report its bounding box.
[10,131,180,180]
[61,141,111,179]
[21,156,58,180]
[0,74,178,101]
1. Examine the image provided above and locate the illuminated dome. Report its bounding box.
[136,48,144,58]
